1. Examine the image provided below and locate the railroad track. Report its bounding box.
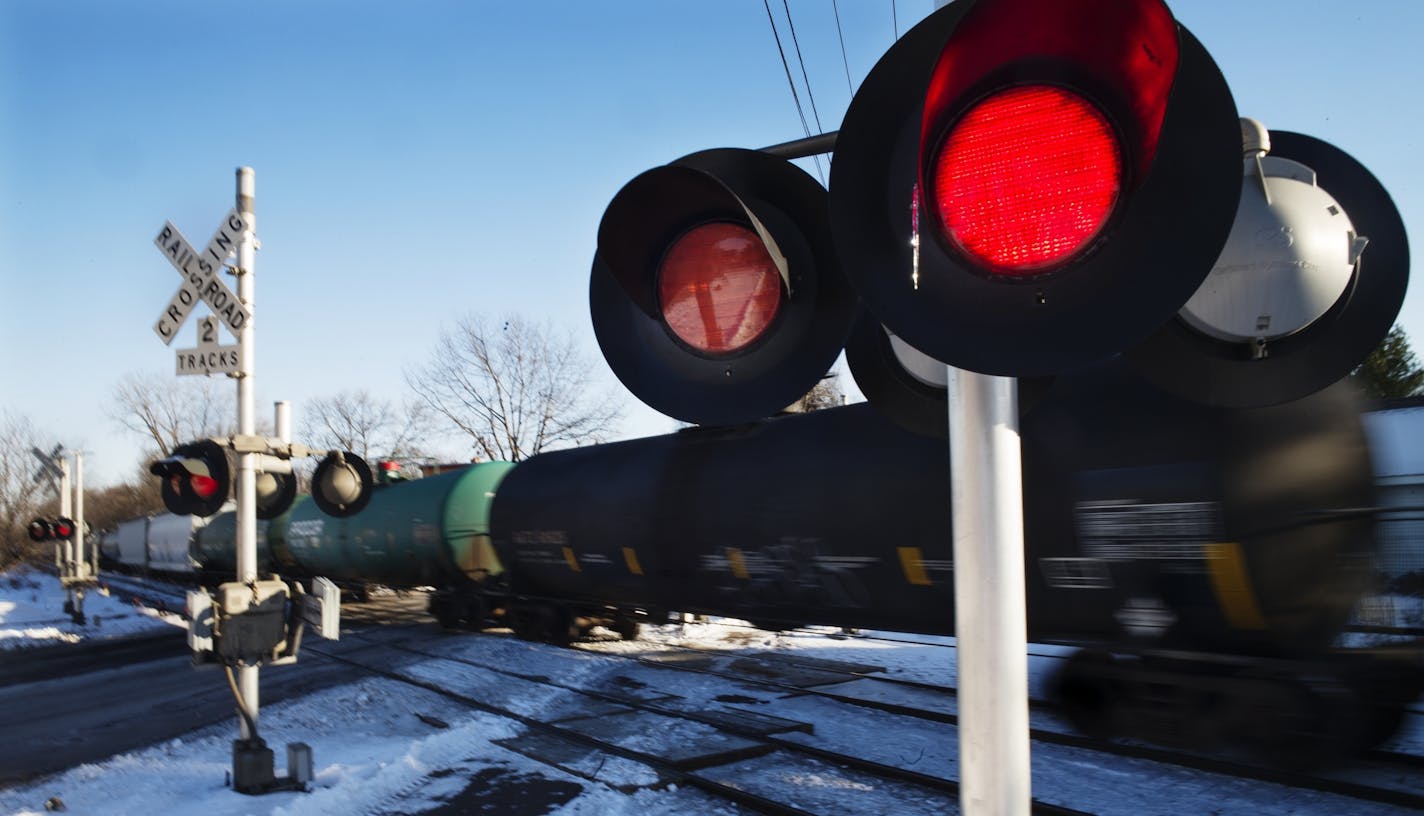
[573,623,1424,811]
[315,629,1095,816]
[0,629,183,688]
[96,572,191,614]
[74,581,1424,811]
[313,627,1421,814]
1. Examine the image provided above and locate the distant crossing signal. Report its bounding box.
[27,516,76,542]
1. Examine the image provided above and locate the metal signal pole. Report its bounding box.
[948,368,1030,815]
[235,166,260,740]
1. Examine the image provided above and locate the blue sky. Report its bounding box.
[2,0,1420,487]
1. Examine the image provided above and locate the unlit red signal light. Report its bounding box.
[657,222,785,355]
[591,147,856,426]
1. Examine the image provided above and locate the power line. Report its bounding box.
[831,0,855,96]
[892,0,900,39]
[760,0,826,184]
[781,0,824,135]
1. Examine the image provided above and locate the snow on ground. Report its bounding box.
[0,567,183,649]
[2,569,1422,815]
[0,672,734,816]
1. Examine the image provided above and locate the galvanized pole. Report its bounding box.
[235,166,259,739]
[72,451,87,623]
[77,451,95,582]
[948,366,1030,815]
[274,401,291,446]
[74,452,86,581]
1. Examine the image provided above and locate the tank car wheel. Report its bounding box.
[1229,680,1348,769]
[542,606,576,647]
[613,616,641,641]
[429,596,460,629]
[508,607,537,641]
[1353,701,1408,752]
[460,595,489,632]
[1050,649,1122,739]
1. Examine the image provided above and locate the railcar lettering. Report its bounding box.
[511,530,568,545]
[288,520,325,537]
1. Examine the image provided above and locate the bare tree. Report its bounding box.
[0,411,54,568]
[301,389,432,462]
[82,476,163,536]
[406,314,624,461]
[108,370,235,458]
[785,370,846,414]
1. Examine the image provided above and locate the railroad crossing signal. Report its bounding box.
[590,148,857,426]
[1125,126,1410,407]
[149,437,374,521]
[828,0,1243,378]
[27,517,75,543]
[151,439,232,517]
[590,0,1408,424]
[310,452,375,518]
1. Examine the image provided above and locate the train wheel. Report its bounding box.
[508,607,537,641]
[1230,680,1348,769]
[613,615,641,641]
[460,595,488,632]
[429,596,459,629]
[543,606,575,647]
[1050,649,1121,739]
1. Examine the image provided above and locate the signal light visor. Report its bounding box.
[931,85,1123,274]
[657,222,785,355]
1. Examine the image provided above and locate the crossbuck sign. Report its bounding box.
[152,208,253,345]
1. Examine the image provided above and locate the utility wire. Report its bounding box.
[892,0,900,39]
[831,0,855,96]
[761,0,826,184]
[782,0,824,136]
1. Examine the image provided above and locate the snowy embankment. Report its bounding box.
[0,567,183,650]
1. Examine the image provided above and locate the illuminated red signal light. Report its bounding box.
[829,0,1243,376]
[931,86,1123,273]
[189,474,220,499]
[150,439,231,517]
[657,222,784,355]
[52,518,74,538]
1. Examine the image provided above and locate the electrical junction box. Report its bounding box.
[215,580,290,665]
[287,742,314,786]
